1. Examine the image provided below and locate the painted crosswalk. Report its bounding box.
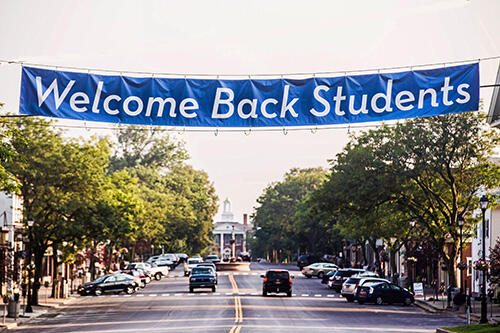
[79,293,343,299]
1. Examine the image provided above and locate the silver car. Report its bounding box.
[301,263,338,279]
[341,276,389,302]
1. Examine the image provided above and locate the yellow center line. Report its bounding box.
[229,273,243,331]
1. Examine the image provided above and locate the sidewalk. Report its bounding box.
[0,285,78,331]
[414,289,500,324]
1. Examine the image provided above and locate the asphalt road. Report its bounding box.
[13,263,465,332]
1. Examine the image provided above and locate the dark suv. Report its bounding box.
[328,268,365,292]
[261,270,293,297]
[297,254,319,270]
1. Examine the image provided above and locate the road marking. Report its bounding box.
[327,294,335,298]
[292,294,297,297]
[174,293,182,296]
[213,293,221,295]
[314,294,322,297]
[225,293,233,295]
[161,293,170,297]
[149,294,157,297]
[228,273,240,293]
[301,294,309,297]
[251,292,258,296]
[234,296,243,323]
[136,294,144,297]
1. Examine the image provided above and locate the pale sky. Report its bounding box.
[1,0,500,222]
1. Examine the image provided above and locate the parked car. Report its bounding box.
[161,253,180,267]
[355,281,414,305]
[301,263,339,279]
[297,254,320,270]
[239,252,251,262]
[184,258,203,276]
[120,269,149,288]
[78,274,138,296]
[341,276,389,302]
[175,253,189,263]
[328,268,366,292]
[189,266,217,292]
[127,262,168,280]
[261,270,293,297]
[205,255,221,263]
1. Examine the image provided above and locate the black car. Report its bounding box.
[261,270,293,297]
[328,269,365,292]
[78,274,138,296]
[355,281,414,305]
[239,252,251,262]
[297,254,319,270]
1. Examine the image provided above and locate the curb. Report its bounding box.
[414,300,442,313]
[0,309,48,332]
[435,328,455,333]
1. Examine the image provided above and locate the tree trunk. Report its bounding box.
[442,248,458,288]
[32,247,45,306]
[389,248,399,283]
[51,244,59,298]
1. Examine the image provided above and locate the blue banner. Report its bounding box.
[19,64,479,127]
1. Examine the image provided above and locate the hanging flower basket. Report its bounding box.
[457,261,468,270]
[473,260,489,271]
[406,256,418,263]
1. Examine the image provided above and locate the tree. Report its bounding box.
[3,117,110,304]
[315,113,500,287]
[251,168,328,261]
[490,238,500,287]
[110,127,188,172]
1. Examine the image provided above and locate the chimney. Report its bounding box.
[243,214,248,226]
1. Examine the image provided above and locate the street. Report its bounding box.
[12,264,465,333]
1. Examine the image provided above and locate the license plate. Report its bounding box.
[275,281,281,284]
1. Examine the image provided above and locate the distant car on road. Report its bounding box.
[355,281,414,305]
[184,258,203,276]
[78,274,138,296]
[175,253,189,263]
[205,255,221,263]
[189,266,217,292]
[301,263,338,279]
[341,276,389,302]
[197,262,217,272]
[127,262,168,281]
[297,254,320,270]
[328,269,366,291]
[261,270,293,297]
[239,252,251,262]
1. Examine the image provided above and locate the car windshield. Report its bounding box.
[267,271,289,279]
[345,278,361,284]
[192,267,212,275]
[335,271,352,277]
[206,256,217,259]
[95,275,109,283]
[363,281,384,287]
[188,259,202,264]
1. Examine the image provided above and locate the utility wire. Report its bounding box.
[0,56,499,78]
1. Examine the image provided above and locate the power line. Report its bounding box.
[0,56,499,78]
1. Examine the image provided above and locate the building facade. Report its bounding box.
[212,199,251,260]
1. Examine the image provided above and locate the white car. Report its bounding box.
[184,258,203,276]
[341,276,389,302]
[127,262,169,281]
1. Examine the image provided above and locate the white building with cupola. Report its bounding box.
[211,198,252,260]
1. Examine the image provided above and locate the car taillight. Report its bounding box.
[263,277,267,283]
[289,278,292,284]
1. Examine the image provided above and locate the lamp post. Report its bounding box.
[25,219,34,313]
[408,220,416,292]
[479,195,489,324]
[458,216,464,293]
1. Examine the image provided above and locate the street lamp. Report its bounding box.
[457,216,465,292]
[408,220,416,292]
[25,218,34,313]
[479,195,489,324]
